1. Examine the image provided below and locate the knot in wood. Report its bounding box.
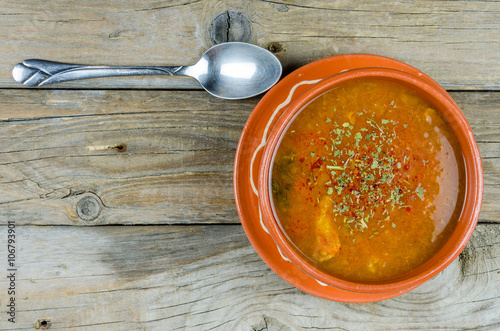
[35,318,52,329]
[210,11,252,44]
[76,195,102,221]
[266,41,284,54]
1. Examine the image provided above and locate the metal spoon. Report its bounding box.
[12,42,282,100]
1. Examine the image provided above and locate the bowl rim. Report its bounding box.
[257,67,484,294]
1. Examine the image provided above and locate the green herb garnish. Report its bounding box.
[417,186,424,200]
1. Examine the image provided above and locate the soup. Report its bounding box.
[271,78,465,282]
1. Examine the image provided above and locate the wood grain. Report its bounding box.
[0,90,254,225]
[0,224,498,330]
[0,89,497,225]
[1,0,499,89]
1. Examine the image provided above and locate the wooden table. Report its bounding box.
[1,1,499,330]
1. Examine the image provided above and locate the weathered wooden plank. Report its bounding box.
[455,91,500,223]
[0,90,256,225]
[0,224,498,330]
[0,90,498,225]
[1,0,499,89]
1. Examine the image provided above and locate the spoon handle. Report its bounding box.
[12,59,187,86]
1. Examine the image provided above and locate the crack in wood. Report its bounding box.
[127,0,203,12]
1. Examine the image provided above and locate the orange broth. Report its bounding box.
[271,78,465,282]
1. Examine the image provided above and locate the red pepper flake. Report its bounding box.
[310,158,324,171]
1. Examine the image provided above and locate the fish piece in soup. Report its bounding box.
[313,196,341,262]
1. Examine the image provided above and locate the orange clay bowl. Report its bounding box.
[257,67,483,295]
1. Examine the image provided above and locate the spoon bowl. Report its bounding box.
[180,42,282,99]
[12,42,283,100]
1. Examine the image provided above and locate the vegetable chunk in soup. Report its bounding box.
[271,78,465,282]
